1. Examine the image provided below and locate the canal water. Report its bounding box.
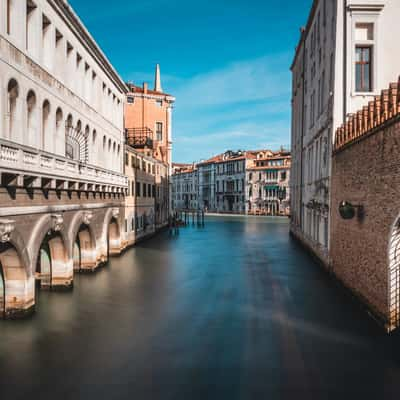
[1,216,400,399]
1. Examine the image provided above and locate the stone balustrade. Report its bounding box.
[334,78,400,152]
[0,138,127,191]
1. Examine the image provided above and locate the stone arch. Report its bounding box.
[0,238,33,318]
[29,215,72,291]
[102,208,122,258]
[56,107,63,130]
[7,78,19,140]
[42,99,51,150]
[55,107,63,154]
[92,129,97,145]
[26,89,37,147]
[69,211,97,272]
[388,217,400,331]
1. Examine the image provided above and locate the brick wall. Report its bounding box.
[331,116,400,329]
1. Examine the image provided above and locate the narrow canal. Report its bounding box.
[1,216,400,399]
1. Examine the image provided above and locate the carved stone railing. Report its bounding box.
[0,138,127,189]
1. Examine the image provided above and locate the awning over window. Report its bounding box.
[265,185,279,190]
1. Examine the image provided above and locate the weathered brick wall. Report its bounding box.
[331,117,400,327]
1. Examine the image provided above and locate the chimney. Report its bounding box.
[154,64,162,92]
[143,82,148,94]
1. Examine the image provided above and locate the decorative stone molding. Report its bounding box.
[83,211,93,226]
[112,208,120,218]
[0,219,15,243]
[51,214,64,232]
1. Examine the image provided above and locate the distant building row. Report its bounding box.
[172,150,291,216]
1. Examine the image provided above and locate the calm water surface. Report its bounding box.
[1,216,400,399]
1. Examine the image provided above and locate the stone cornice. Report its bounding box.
[347,1,385,12]
[49,0,128,94]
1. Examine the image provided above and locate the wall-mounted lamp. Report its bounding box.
[339,201,364,220]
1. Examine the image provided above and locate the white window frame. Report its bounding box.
[350,11,381,96]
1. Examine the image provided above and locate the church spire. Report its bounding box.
[154,63,163,92]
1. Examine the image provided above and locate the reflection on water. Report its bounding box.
[1,216,400,399]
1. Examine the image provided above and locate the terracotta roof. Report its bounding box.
[215,155,246,164]
[255,155,291,162]
[173,162,192,168]
[127,84,172,97]
[248,165,290,171]
[173,167,196,175]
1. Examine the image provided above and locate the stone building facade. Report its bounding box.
[290,0,400,266]
[197,160,216,212]
[124,65,175,218]
[171,164,198,210]
[246,151,291,216]
[331,78,400,331]
[215,151,247,214]
[124,145,169,247]
[124,66,175,170]
[0,0,127,318]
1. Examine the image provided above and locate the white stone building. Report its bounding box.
[171,165,198,210]
[246,151,291,216]
[197,159,217,212]
[0,0,127,318]
[215,151,246,214]
[290,0,400,264]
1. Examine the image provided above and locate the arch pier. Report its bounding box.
[0,205,125,319]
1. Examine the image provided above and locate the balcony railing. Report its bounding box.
[0,139,127,189]
[125,128,154,149]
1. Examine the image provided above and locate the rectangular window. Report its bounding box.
[355,46,372,92]
[136,182,141,197]
[156,122,163,141]
[143,183,147,197]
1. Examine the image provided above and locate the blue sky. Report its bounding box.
[69,0,312,163]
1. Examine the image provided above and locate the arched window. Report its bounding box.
[54,107,63,153]
[92,130,97,144]
[42,100,50,149]
[26,90,37,146]
[108,139,111,151]
[65,115,88,162]
[56,108,63,128]
[103,135,106,150]
[7,79,19,140]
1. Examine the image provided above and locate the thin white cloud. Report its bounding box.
[173,53,292,109]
